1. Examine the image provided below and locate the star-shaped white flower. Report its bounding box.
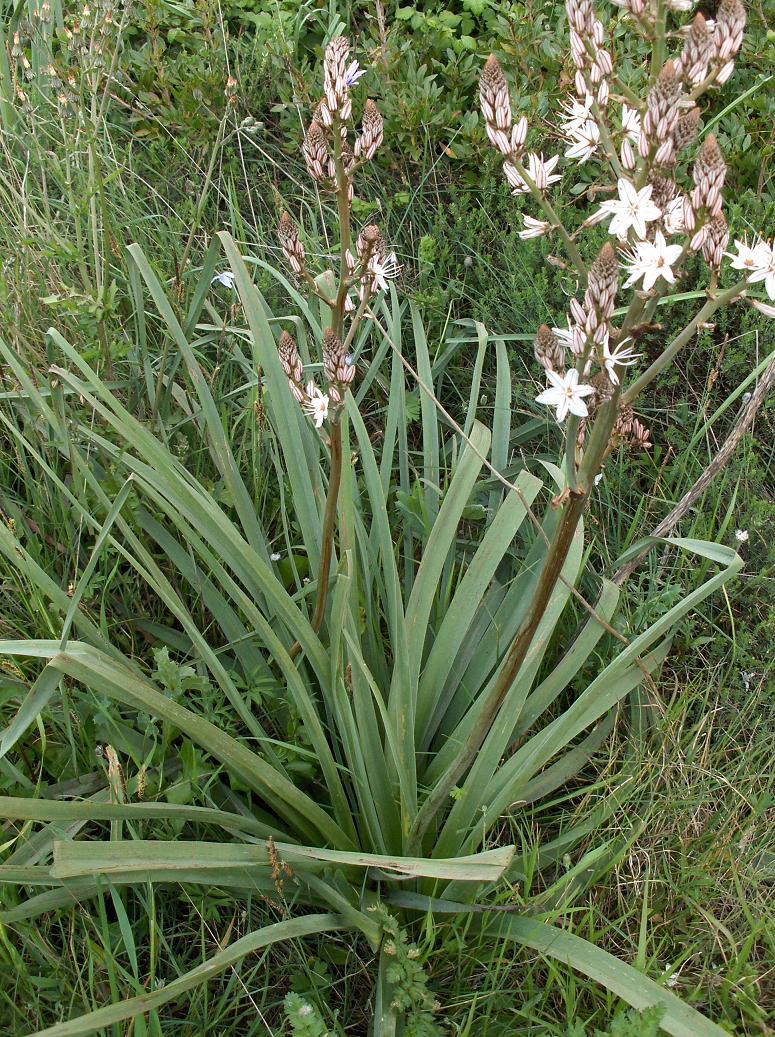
[564,119,600,164]
[211,270,236,289]
[559,95,595,136]
[303,382,329,428]
[552,319,585,355]
[596,179,662,241]
[602,335,641,385]
[369,252,402,292]
[735,529,749,543]
[726,238,767,272]
[535,368,595,421]
[623,231,684,291]
[344,60,366,87]
[727,239,775,299]
[505,153,562,194]
[519,214,552,239]
[662,195,686,236]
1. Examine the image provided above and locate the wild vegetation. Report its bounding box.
[0,1,773,1036]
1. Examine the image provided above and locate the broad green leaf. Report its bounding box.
[52,839,515,883]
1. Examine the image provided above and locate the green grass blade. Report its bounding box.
[124,246,269,557]
[25,914,345,1037]
[481,914,731,1037]
[0,642,353,849]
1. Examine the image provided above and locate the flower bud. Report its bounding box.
[356,98,383,161]
[702,212,729,269]
[277,212,306,275]
[585,242,619,322]
[714,0,746,61]
[278,330,305,400]
[673,106,701,151]
[480,55,513,155]
[692,133,726,216]
[303,121,329,181]
[678,14,714,86]
[534,324,565,374]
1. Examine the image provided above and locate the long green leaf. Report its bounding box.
[125,245,269,558]
[218,231,324,570]
[52,839,514,883]
[0,642,353,849]
[481,914,730,1037]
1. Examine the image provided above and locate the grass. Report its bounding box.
[1,1,774,1035]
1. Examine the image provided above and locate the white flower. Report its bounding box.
[506,153,562,194]
[726,238,769,274]
[728,239,775,300]
[663,195,686,236]
[596,178,662,241]
[536,368,595,421]
[564,119,600,163]
[211,270,236,289]
[623,231,684,291]
[602,336,641,385]
[750,298,775,318]
[594,472,604,486]
[369,252,402,292]
[344,60,366,87]
[552,319,585,355]
[559,95,595,136]
[270,552,282,561]
[519,214,552,239]
[621,104,641,143]
[735,529,749,543]
[303,381,329,427]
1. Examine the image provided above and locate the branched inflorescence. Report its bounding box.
[276,36,398,429]
[480,0,772,474]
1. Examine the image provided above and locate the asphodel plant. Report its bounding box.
[0,10,769,1036]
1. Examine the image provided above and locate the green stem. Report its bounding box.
[310,421,343,634]
[509,156,588,287]
[622,279,747,404]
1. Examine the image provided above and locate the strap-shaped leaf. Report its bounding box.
[0,641,354,850]
[52,838,514,883]
[416,470,543,748]
[218,232,324,571]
